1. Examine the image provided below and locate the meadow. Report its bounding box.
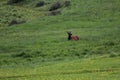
[0,0,120,80]
[0,57,120,80]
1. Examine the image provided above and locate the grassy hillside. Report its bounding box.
[0,0,120,64]
[0,0,120,79]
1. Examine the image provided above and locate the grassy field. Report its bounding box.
[0,0,120,80]
[0,57,120,80]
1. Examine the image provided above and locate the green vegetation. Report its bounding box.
[0,57,120,80]
[0,0,120,79]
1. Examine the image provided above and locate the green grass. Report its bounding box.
[0,16,120,65]
[0,57,120,80]
[0,0,120,64]
[0,0,120,79]
[0,0,120,63]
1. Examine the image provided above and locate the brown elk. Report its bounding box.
[67,32,79,40]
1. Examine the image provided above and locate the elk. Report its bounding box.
[67,31,79,40]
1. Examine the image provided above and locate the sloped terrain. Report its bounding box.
[0,0,120,79]
[0,0,70,27]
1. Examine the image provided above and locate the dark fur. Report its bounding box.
[67,32,79,40]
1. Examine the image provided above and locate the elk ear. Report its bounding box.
[67,31,72,35]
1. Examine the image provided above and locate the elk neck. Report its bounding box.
[68,34,72,40]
